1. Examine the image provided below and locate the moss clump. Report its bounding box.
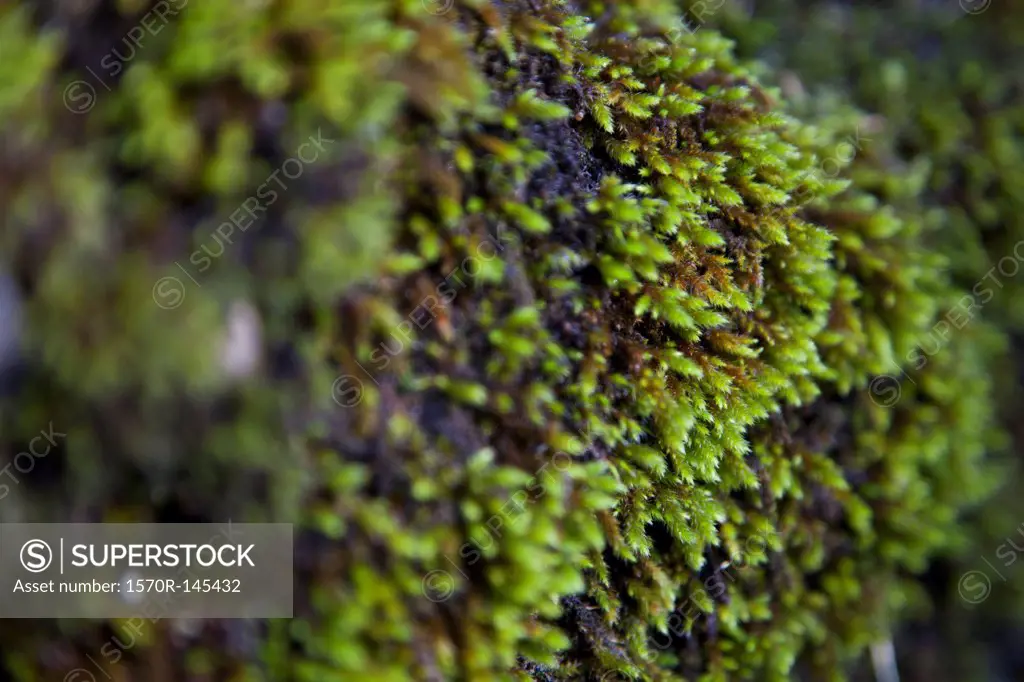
[695,2,1023,677]
[0,0,1009,680]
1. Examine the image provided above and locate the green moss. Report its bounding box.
[0,0,1014,680]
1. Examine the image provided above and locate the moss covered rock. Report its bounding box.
[0,0,1013,680]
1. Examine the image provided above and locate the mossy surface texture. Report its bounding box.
[0,0,1016,681]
